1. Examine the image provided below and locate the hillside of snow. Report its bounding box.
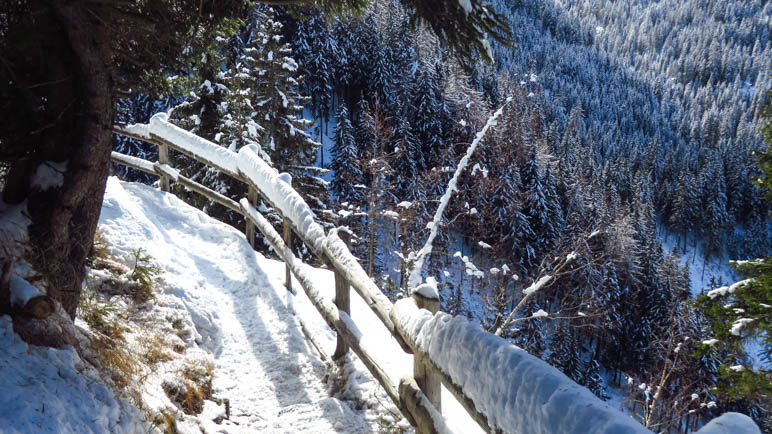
[97,177,388,432]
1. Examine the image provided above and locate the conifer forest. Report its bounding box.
[1,0,771,432]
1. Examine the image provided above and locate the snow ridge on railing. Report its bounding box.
[394,298,648,434]
[237,144,326,256]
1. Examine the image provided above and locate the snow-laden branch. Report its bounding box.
[407,97,512,291]
[494,250,581,337]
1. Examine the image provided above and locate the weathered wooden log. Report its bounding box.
[22,295,56,319]
[110,152,241,215]
[175,175,241,215]
[333,230,351,361]
[111,151,155,174]
[399,376,443,434]
[158,142,170,192]
[283,218,292,292]
[246,185,257,248]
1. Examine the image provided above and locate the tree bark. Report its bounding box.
[3,1,114,319]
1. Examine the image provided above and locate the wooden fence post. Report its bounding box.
[399,377,440,434]
[333,229,351,361]
[158,142,170,192]
[413,290,441,412]
[246,186,257,248]
[283,217,292,292]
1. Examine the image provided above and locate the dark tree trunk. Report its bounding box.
[3,1,114,318]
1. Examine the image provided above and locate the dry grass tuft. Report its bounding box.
[163,360,215,415]
[139,332,175,366]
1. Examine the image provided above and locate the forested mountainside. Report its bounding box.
[111,0,771,430]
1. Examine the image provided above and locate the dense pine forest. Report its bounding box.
[4,0,768,431]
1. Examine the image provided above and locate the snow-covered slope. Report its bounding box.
[0,316,149,434]
[2,177,758,433]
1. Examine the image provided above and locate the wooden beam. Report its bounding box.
[246,185,257,248]
[110,152,241,215]
[113,127,246,183]
[323,231,412,354]
[111,151,155,175]
[175,175,241,215]
[158,142,170,192]
[399,377,442,434]
[333,229,351,361]
[283,217,292,292]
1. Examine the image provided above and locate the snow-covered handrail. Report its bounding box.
[407,98,512,291]
[237,145,327,257]
[393,297,649,433]
[114,113,242,181]
[238,199,447,433]
[110,151,241,214]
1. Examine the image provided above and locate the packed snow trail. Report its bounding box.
[99,177,374,433]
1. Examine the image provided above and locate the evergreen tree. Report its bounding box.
[252,10,319,172]
[579,359,609,401]
[548,325,583,383]
[695,90,772,408]
[669,170,699,251]
[330,104,363,203]
[700,156,731,259]
[391,116,420,194]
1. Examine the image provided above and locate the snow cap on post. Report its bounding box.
[696,412,761,434]
[413,276,440,301]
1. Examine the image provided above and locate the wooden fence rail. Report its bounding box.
[111,125,462,433]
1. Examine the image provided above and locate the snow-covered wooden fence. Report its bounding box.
[111,113,757,434]
[112,114,449,433]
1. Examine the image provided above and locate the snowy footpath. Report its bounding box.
[98,177,377,433]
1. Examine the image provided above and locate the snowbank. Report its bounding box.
[0,316,148,434]
[696,412,761,434]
